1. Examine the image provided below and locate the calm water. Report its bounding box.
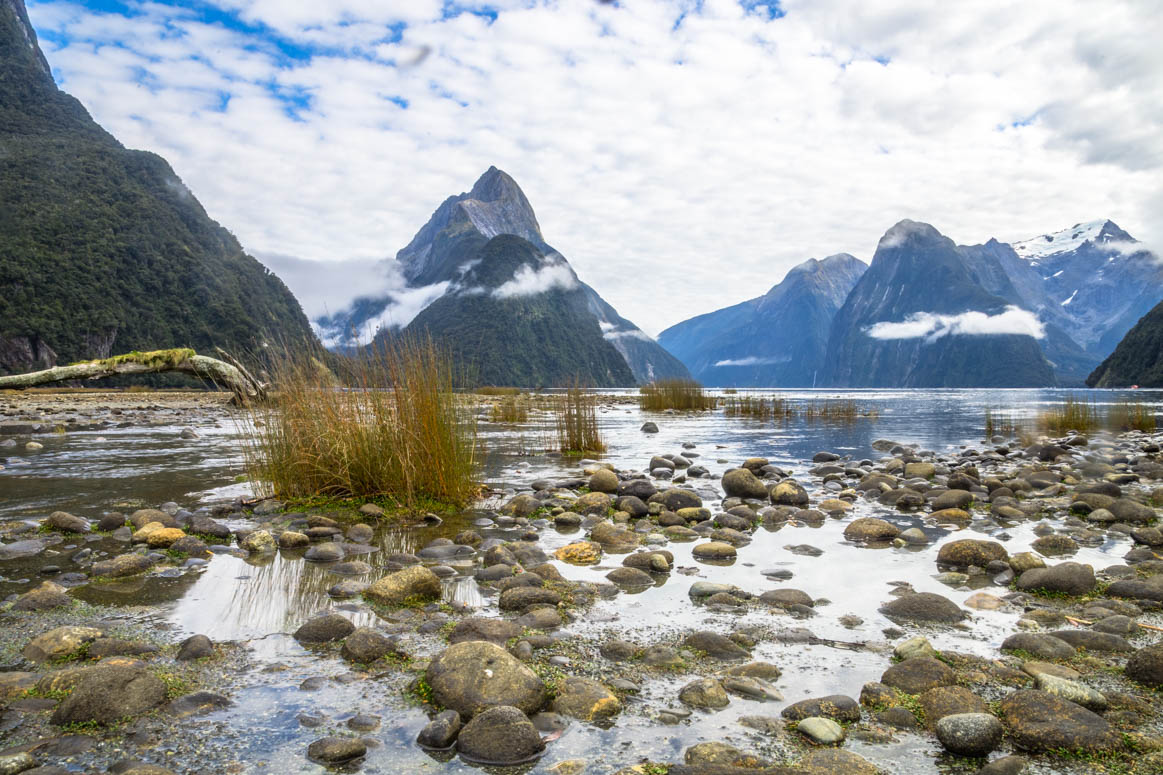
[1,388,1160,774]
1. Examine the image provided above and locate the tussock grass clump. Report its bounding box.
[1038,395,1100,435]
[489,395,530,423]
[722,395,792,420]
[984,408,1025,438]
[241,336,477,508]
[639,379,717,411]
[475,386,521,396]
[1107,399,1157,433]
[553,385,605,456]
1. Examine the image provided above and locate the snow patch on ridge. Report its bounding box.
[1012,220,1107,261]
[865,306,1045,343]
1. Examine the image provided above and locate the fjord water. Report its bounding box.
[2,388,1160,773]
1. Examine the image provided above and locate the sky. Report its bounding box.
[24,0,1163,335]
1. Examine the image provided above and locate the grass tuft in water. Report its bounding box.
[1108,399,1158,433]
[722,394,792,420]
[638,379,717,411]
[489,394,530,423]
[553,384,605,456]
[474,385,521,396]
[1038,395,1100,435]
[240,335,478,509]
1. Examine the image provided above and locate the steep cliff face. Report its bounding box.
[1088,299,1163,387]
[0,0,315,375]
[321,167,690,385]
[657,254,866,386]
[822,221,1056,387]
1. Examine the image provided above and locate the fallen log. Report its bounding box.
[0,348,267,405]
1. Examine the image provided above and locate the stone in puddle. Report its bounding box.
[50,665,167,726]
[551,677,622,721]
[797,716,844,744]
[306,736,366,764]
[879,592,965,623]
[293,614,355,644]
[363,565,442,606]
[678,678,729,709]
[417,709,461,749]
[456,705,544,765]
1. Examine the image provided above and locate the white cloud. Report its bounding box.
[713,356,789,367]
[492,263,577,299]
[22,0,1163,332]
[865,306,1046,342]
[604,329,654,342]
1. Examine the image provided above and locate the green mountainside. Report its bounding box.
[1087,301,1163,387]
[0,0,314,374]
[403,235,636,387]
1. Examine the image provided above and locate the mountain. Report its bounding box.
[822,220,1056,387]
[1010,220,1163,356]
[318,167,689,386]
[657,254,866,386]
[0,0,314,375]
[1087,300,1163,387]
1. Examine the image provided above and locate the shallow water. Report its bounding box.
[2,388,1162,773]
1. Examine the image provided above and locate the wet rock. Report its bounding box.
[880,657,956,695]
[759,588,814,609]
[45,511,89,534]
[341,628,400,663]
[798,749,879,774]
[50,665,166,726]
[770,479,809,506]
[503,495,541,518]
[23,626,102,663]
[555,541,601,565]
[13,581,71,611]
[304,543,345,562]
[1048,629,1132,653]
[678,678,729,709]
[90,553,156,579]
[88,638,159,659]
[606,566,653,587]
[722,468,768,500]
[551,677,622,721]
[1125,643,1163,688]
[798,716,844,744]
[0,753,37,775]
[515,607,562,630]
[781,695,860,722]
[935,713,1003,757]
[1014,561,1096,596]
[168,690,232,718]
[623,550,673,572]
[448,618,523,647]
[918,686,989,727]
[589,469,619,494]
[456,705,544,765]
[1033,673,1107,711]
[417,709,462,749]
[692,541,736,560]
[976,756,1028,775]
[426,641,547,717]
[1031,534,1078,556]
[641,422,659,433]
[1001,632,1076,660]
[894,636,936,661]
[932,490,974,510]
[277,531,310,548]
[574,492,613,515]
[241,530,275,554]
[721,675,782,701]
[143,527,186,549]
[683,631,749,660]
[363,565,442,607]
[843,517,900,542]
[293,614,355,644]
[175,634,213,661]
[937,539,1007,568]
[999,690,1119,753]
[682,742,754,768]
[0,539,46,561]
[879,592,965,623]
[499,586,561,611]
[306,737,366,765]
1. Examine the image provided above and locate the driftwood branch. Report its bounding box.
[0,349,267,405]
